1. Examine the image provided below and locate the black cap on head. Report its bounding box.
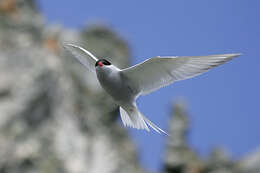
[95,59,111,67]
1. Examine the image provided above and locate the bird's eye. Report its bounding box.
[102,60,111,65]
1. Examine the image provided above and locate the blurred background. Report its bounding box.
[0,0,259,173]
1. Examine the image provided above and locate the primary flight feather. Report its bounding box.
[64,43,240,135]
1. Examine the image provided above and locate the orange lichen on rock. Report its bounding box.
[0,0,17,15]
[44,37,59,54]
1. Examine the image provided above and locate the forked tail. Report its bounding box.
[142,115,169,136]
[119,107,169,136]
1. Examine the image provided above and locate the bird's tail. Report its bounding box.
[119,106,169,136]
[142,115,169,136]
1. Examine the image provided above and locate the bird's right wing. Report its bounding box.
[63,44,98,73]
[122,54,240,95]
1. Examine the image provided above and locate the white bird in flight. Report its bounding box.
[64,43,240,135]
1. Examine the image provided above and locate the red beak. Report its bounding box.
[98,62,103,67]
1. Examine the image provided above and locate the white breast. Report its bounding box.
[96,65,137,103]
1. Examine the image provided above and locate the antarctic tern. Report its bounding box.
[64,43,240,135]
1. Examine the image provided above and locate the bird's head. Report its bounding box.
[95,59,118,75]
[95,59,111,68]
[95,59,120,75]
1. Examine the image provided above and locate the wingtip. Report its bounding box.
[61,43,67,49]
[62,43,78,49]
[62,43,98,62]
[214,53,241,59]
[62,43,72,50]
[208,53,242,58]
[229,53,242,58]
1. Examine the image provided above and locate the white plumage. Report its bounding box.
[122,54,240,95]
[64,43,240,135]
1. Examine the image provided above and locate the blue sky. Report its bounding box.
[37,0,260,171]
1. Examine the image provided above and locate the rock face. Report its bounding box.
[164,103,202,173]
[164,103,260,173]
[0,1,143,173]
[0,0,260,173]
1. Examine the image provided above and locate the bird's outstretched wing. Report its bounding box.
[122,54,240,95]
[63,44,98,73]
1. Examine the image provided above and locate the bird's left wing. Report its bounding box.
[63,44,98,73]
[122,54,240,95]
